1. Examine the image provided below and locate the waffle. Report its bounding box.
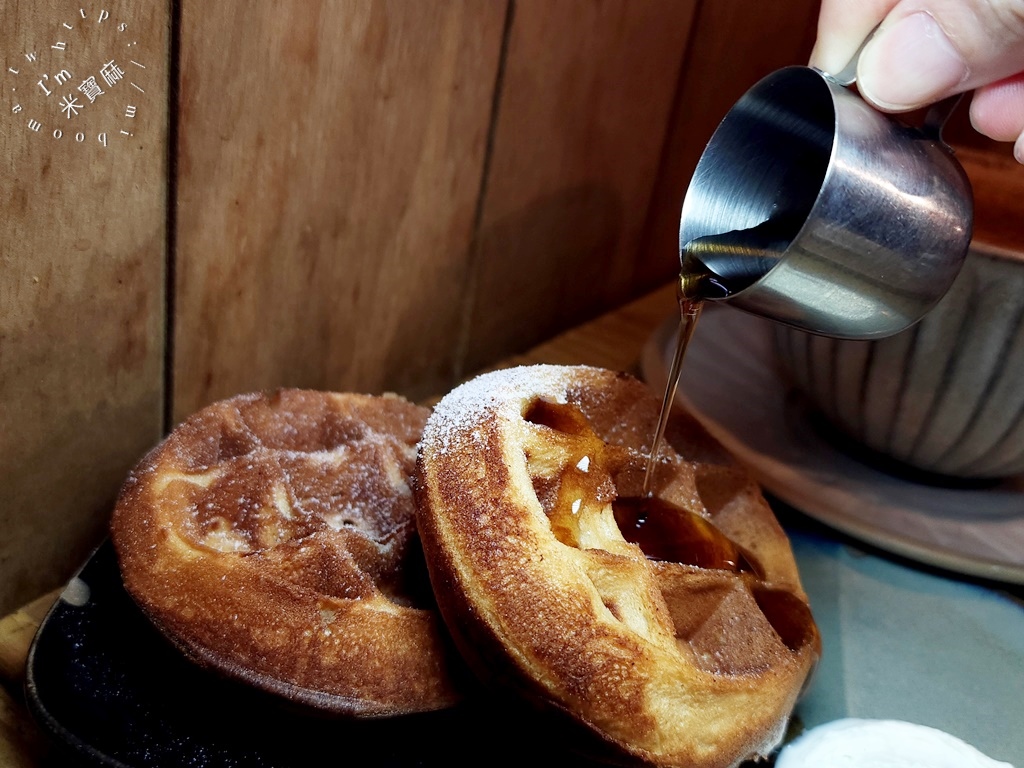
[111,389,464,717]
[415,365,820,767]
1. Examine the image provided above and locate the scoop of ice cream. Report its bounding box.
[776,719,1014,768]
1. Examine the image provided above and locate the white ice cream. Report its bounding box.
[776,719,1015,768]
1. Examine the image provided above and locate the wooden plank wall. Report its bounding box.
[170,0,701,415]
[10,0,1017,615]
[0,0,169,614]
[171,1,508,417]
[460,0,698,375]
[168,0,822,420]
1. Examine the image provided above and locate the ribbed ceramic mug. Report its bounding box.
[775,246,1024,480]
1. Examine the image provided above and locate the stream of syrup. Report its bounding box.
[641,216,797,496]
[641,262,730,497]
[641,286,701,496]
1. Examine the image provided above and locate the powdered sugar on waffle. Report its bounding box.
[423,364,608,455]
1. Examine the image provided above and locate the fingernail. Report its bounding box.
[858,12,968,110]
[1015,134,1024,164]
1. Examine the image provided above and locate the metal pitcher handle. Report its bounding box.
[818,26,878,87]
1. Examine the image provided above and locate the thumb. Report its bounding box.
[857,0,1024,111]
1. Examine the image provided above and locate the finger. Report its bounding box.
[970,73,1024,161]
[858,0,1024,111]
[970,72,1024,141]
[810,0,901,74]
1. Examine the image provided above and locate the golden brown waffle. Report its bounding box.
[111,389,464,717]
[415,365,820,767]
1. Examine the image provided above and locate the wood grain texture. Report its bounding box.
[510,282,677,375]
[0,0,169,614]
[0,590,58,684]
[640,0,820,291]
[461,0,698,376]
[955,147,1024,254]
[0,684,46,768]
[171,0,507,418]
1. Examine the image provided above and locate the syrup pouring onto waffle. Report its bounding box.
[641,44,973,495]
[643,216,794,496]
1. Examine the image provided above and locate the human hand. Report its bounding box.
[811,0,1024,162]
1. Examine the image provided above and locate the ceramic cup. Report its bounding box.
[774,245,1024,480]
